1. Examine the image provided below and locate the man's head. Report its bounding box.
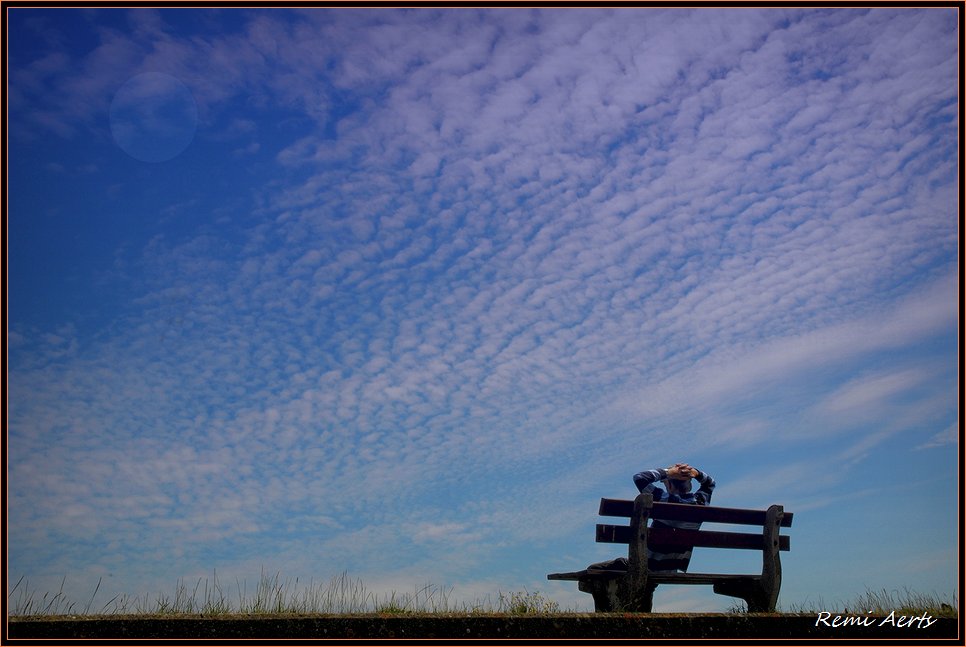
[665,462,695,496]
[665,477,693,495]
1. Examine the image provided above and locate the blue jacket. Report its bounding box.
[631,468,716,572]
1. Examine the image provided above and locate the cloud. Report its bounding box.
[612,272,955,426]
[817,369,930,415]
[915,423,958,451]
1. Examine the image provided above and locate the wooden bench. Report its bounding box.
[548,492,793,612]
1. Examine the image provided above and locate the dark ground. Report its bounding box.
[7,612,961,641]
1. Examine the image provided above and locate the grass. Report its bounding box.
[8,572,957,619]
[7,570,570,618]
[839,587,958,617]
[728,587,958,618]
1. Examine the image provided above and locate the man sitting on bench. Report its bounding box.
[587,463,716,609]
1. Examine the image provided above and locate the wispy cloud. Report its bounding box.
[915,423,958,451]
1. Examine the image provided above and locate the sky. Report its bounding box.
[5,7,961,614]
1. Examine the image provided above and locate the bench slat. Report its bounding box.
[548,570,761,586]
[547,570,593,581]
[599,498,794,527]
[647,572,760,585]
[596,524,790,551]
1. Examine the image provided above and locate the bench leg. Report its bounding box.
[576,556,658,613]
[578,578,658,613]
[617,579,656,612]
[713,580,778,612]
[578,578,620,612]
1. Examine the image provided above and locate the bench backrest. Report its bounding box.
[596,495,792,553]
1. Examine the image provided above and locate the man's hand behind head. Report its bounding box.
[667,463,698,479]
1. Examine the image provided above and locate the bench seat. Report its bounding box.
[549,569,763,586]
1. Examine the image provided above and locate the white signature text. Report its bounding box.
[815,611,937,629]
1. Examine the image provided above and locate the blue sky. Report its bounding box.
[5,7,960,613]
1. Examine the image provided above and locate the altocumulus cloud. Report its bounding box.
[7,7,958,611]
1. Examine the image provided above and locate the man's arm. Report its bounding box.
[691,469,715,505]
[632,468,668,493]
